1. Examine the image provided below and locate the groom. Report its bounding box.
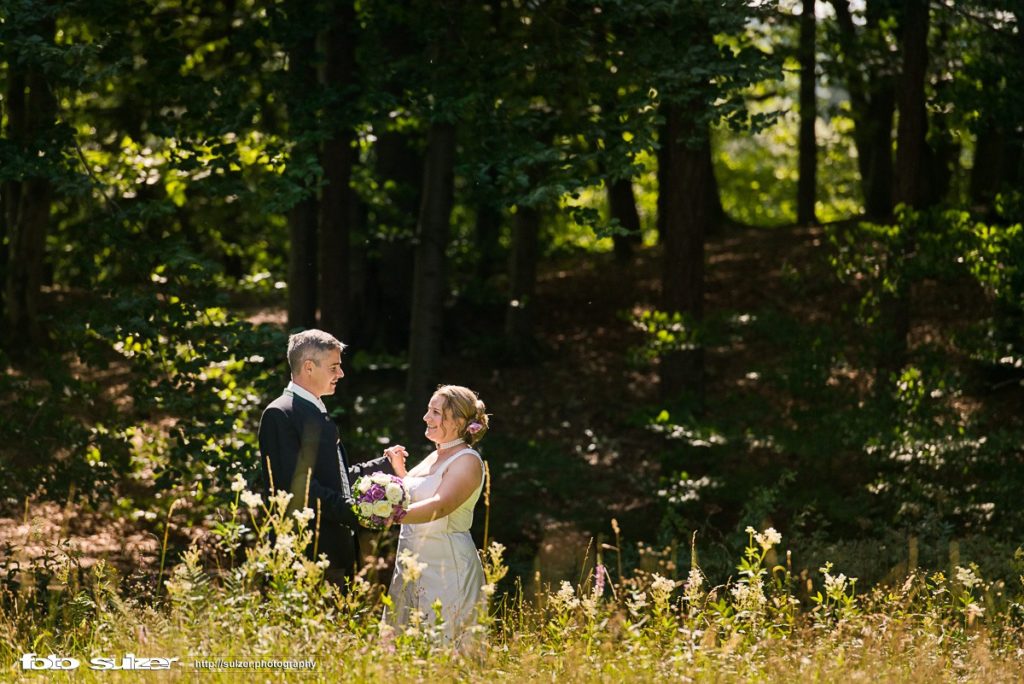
[258,329,406,586]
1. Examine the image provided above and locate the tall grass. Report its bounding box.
[2,490,1023,682]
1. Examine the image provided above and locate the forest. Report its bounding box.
[2,0,1024,679]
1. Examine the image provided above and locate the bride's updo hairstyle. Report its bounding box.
[434,385,489,446]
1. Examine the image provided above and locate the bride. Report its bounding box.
[384,385,489,644]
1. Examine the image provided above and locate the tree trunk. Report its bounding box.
[797,0,818,226]
[831,0,896,219]
[404,122,456,442]
[4,16,56,348]
[504,205,541,344]
[660,102,711,408]
[474,198,503,285]
[285,17,320,331]
[287,199,319,330]
[357,131,420,351]
[656,120,670,244]
[608,178,641,263]
[882,0,930,374]
[1,71,26,324]
[318,0,358,340]
[894,0,930,211]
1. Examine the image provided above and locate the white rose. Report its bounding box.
[359,502,375,518]
[372,500,393,518]
[385,482,404,504]
[355,478,371,494]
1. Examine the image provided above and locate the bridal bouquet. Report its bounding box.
[351,473,410,529]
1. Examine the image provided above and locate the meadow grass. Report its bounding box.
[2,490,1023,682]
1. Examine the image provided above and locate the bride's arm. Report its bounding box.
[400,455,483,525]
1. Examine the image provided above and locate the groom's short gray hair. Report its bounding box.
[287,329,346,375]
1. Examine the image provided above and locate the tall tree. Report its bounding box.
[404,121,457,441]
[894,0,930,211]
[284,8,321,331]
[797,0,818,226]
[828,0,899,219]
[611,0,779,406]
[660,102,714,404]
[319,0,359,340]
[881,0,931,373]
[504,205,541,344]
[608,178,642,263]
[3,5,58,347]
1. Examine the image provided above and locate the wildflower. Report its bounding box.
[240,491,263,509]
[230,473,247,492]
[481,583,496,598]
[755,527,782,551]
[955,566,982,591]
[316,553,331,570]
[593,563,607,597]
[731,577,767,612]
[824,572,849,595]
[650,573,676,605]
[274,533,295,555]
[269,489,293,511]
[684,567,704,600]
[551,580,580,611]
[378,623,397,654]
[965,602,985,623]
[292,507,315,525]
[580,594,599,619]
[397,549,427,583]
[626,591,648,617]
[292,560,307,579]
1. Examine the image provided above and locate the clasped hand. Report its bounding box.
[383,445,409,478]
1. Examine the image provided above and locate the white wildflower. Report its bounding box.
[292,507,315,525]
[755,527,782,550]
[731,578,767,611]
[230,473,247,492]
[650,573,676,605]
[580,594,598,619]
[274,533,295,555]
[686,567,703,591]
[955,566,982,591]
[240,490,263,509]
[269,489,293,510]
[397,549,427,584]
[316,553,331,570]
[626,591,648,617]
[481,583,496,598]
[291,560,307,579]
[824,572,849,595]
[551,580,580,611]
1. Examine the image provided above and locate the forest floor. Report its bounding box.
[4,220,1018,585]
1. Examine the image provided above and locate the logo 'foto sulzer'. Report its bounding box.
[21,653,179,671]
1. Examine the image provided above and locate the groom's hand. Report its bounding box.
[384,445,408,478]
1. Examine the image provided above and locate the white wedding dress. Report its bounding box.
[385,447,486,644]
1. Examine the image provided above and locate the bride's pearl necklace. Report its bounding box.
[437,437,465,449]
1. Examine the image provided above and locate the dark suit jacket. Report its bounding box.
[257,390,393,584]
